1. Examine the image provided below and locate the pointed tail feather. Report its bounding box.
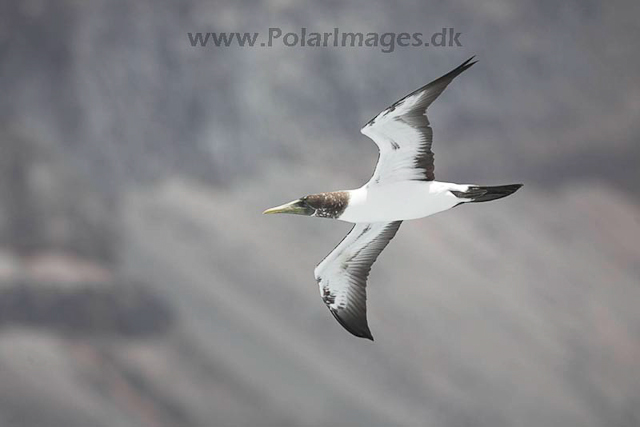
[451,184,523,203]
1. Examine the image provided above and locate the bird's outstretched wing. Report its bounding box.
[314,221,402,340]
[361,57,476,185]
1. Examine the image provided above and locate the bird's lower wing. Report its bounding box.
[314,221,402,340]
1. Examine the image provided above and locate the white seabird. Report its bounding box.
[264,57,522,340]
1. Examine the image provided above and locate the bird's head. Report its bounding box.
[263,196,317,216]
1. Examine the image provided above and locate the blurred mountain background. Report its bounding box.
[1,0,639,426]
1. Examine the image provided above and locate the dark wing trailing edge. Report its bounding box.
[314,221,402,340]
[361,57,477,185]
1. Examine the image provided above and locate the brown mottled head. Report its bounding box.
[304,192,350,218]
[263,191,349,219]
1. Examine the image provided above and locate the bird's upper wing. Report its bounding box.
[314,221,402,340]
[361,57,476,186]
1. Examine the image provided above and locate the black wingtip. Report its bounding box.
[347,329,374,341]
[358,326,374,341]
[349,325,374,341]
[361,330,374,341]
[459,56,478,71]
[354,333,374,341]
[329,308,374,341]
[421,55,478,99]
[348,323,374,341]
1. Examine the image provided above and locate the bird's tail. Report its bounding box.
[451,184,523,203]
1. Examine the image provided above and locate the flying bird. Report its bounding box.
[264,57,522,340]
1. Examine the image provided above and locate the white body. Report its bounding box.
[339,181,470,223]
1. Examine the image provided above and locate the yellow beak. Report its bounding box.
[263,200,309,215]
